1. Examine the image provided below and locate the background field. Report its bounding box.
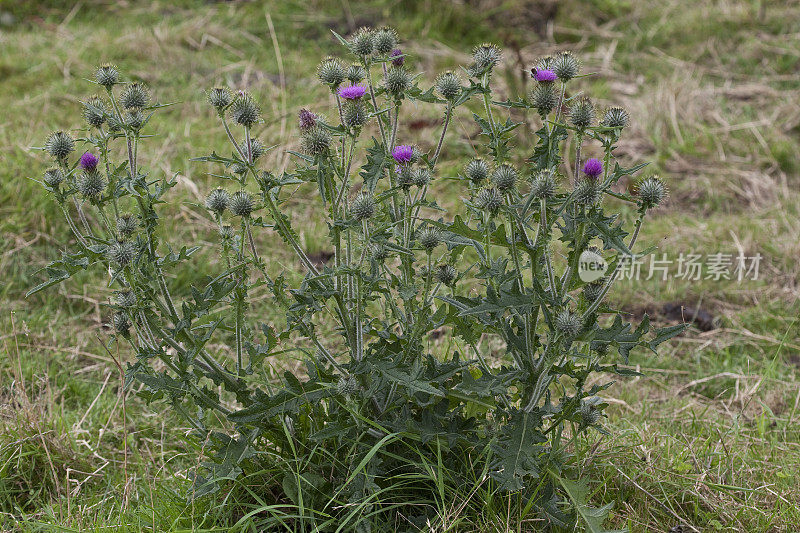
[1,0,799,531]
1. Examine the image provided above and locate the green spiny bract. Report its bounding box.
[95,63,119,88]
[230,92,260,128]
[569,96,595,130]
[602,106,630,129]
[373,26,398,55]
[34,46,684,532]
[45,131,75,160]
[383,66,412,98]
[83,96,108,127]
[120,82,150,109]
[553,51,580,81]
[435,71,462,101]
[77,169,105,199]
[349,27,375,57]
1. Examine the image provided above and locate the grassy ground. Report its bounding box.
[1,0,799,530]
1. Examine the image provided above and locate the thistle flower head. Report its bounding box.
[246,137,266,160]
[350,192,375,221]
[569,96,595,130]
[582,158,603,179]
[412,167,432,188]
[392,145,414,164]
[553,51,580,81]
[634,175,667,208]
[298,108,318,131]
[370,242,390,261]
[116,214,138,237]
[574,179,600,206]
[77,170,105,199]
[374,26,398,55]
[115,290,137,309]
[342,100,368,128]
[471,43,502,74]
[95,63,119,88]
[475,186,503,215]
[229,190,255,217]
[491,163,518,192]
[555,309,582,337]
[301,126,332,154]
[231,92,260,127]
[583,279,605,302]
[45,131,75,160]
[43,167,64,188]
[120,82,150,110]
[83,95,107,127]
[531,170,557,198]
[417,227,442,252]
[79,152,99,171]
[337,375,359,396]
[530,83,559,116]
[435,264,458,286]
[396,164,414,190]
[383,66,412,97]
[112,312,131,335]
[533,68,557,83]
[349,27,375,57]
[208,86,233,111]
[602,106,630,129]
[435,71,462,101]
[465,158,489,184]
[126,109,145,130]
[219,225,234,239]
[205,188,230,214]
[390,48,404,67]
[338,84,367,100]
[107,240,136,266]
[346,63,366,84]
[535,55,555,71]
[580,396,603,426]
[318,57,346,87]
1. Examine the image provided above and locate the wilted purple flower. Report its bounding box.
[392,145,414,164]
[80,152,99,171]
[298,108,317,130]
[582,158,603,178]
[390,49,404,67]
[338,85,367,100]
[534,69,557,82]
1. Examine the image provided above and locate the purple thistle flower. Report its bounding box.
[390,48,404,67]
[582,158,603,178]
[392,145,414,164]
[534,68,557,82]
[79,152,99,171]
[338,84,367,100]
[298,108,317,130]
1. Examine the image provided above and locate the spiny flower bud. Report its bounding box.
[346,63,366,84]
[435,264,457,286]
[370,243,390,261]
[205,188,230,214]
[243,137,265,161]
[337,375,359,395]
[569,97,595,130]
[120,82,150,110]
[435,71,461,101]
[45,131,75,160]
[396,165,414,190]
[349,27,375,57]
[231,92,260,128]
[553,51,580,82]
[465,158,489,184]
[95,63,119,89]
[83,96,107,127]
[417,227,442,252]
[208,86,233,111]
[126,110,145,130]
[301,126,332,155]
[583,279,606,302]
[580,396,603,426]
[115,290,136,309]
[107,240,136,266]
[574,179,600,206]
[530,83,559,116]
[602,106,630,129]
[472,43,502,73]
[350,192,375,221]
[383,66,412,97]
[298,108,318,131]
[555,309,582,337]
[116,214,138,237]
[531,171,557,199]
[389,48,404,67]
[374,26,398,55]
[219,225,234,239]
[491,164,518,192]
[318,57,346,87]
[412,167,432,188]
[229,190,254,217]
[43,168,64,188]
[342,100,369,128]
[475,186,503,215]
[635,175,667,208]
[77,170,105,199]
[112,312,131,335]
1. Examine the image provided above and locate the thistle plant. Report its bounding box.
[32,30,685,531]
